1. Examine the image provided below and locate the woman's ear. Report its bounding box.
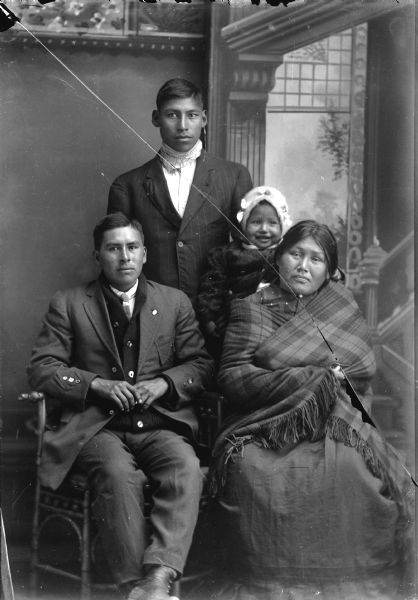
[330,267,344,282]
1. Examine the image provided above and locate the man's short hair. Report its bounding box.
[93,213,144,250]
[156,78,204,110]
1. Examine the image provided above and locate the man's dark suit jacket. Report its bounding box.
[107,152,253,304]
[27,279,214,491]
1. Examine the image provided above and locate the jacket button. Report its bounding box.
[113,321,119,328]
[128,370,134,379]
[109,409,115,416]
[177,241,184,248]
[111,367,117,373]
[137,420,144,428]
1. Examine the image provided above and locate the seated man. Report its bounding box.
[27,212,214,600]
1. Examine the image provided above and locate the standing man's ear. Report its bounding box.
[201,110,208,128]
[152,109,160,128]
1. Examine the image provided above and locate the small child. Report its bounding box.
[197,186,292,355]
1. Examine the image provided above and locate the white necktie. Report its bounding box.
[121,293,132,320]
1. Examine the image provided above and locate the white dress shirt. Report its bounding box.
[159,140,202,218]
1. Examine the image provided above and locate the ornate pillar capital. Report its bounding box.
[224,56,282,184]
[229,57,281,114]
[358,240,388,286]
[358,239,388,333]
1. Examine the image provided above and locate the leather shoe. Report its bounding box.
[127,566,177,600]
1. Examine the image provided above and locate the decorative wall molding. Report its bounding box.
[222,0,408,55]
[7,0,208,36]
[3,0,207,53]
[3,31,205,54]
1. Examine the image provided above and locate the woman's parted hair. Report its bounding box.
[275,220,339,277]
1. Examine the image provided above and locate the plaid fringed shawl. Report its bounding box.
[210,282,413,517]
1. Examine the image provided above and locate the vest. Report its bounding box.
[100,277,178,434]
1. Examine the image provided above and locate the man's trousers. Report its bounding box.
[75,427,203,586]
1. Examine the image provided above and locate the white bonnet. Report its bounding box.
[237,186,292,235]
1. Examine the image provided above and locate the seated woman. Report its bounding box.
[210,220,413,600]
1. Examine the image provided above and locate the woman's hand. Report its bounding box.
[330,364,345,382]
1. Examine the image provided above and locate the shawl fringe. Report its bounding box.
[326,415,397,499]
[209,434,253,498]
[252,374,336,449]
[209,375,337,498]
[326,415,413,562]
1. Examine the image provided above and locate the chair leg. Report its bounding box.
[29,480,41,597]
[172,579,180,598]
[80,490,91,600]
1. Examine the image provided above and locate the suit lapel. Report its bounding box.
[144,157,182,229]
[83,281,122,369]
[137,284,160,374]
[180,153,215,232]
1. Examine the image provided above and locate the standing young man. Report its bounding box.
[108,78,253,306]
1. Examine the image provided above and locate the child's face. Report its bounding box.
[152,96,207,153]
[245,203,282,249]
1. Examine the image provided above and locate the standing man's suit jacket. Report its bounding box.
[27,279,214,491]
[107,152,253,304]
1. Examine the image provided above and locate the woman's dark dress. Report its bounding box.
[211,282,413,599]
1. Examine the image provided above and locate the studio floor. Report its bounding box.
[8,544,228,600]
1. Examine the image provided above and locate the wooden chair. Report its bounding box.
[20,391,222,600]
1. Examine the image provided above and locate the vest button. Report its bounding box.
[177,241,184,248]
[128,370,134,378]
[111,367,117,373]
[109,409,115,416]
[137,420,144,429]
[126,341,133,348]
[113,321,119,328]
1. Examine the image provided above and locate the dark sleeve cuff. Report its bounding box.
[86,376,101,406]
[160,375,179,410]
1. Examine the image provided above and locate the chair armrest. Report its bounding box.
[18,392,46,462]
[18,391,46,404]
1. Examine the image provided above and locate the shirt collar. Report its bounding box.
[159,139,202,172]
[109,279,138,300]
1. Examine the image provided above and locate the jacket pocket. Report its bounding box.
[155,336,175,369]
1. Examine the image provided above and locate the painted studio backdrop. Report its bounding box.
[0,0,415,596]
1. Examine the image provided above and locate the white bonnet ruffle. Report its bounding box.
[237,186,292,235]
